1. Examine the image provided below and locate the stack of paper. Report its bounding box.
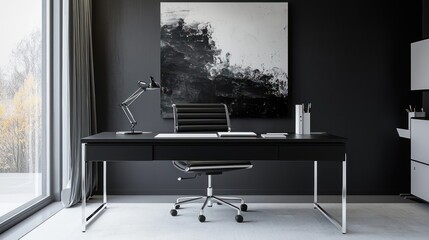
[261,133,288,139]
[155,133,218,138]
[217,132,257,137]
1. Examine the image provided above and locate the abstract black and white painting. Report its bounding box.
[161,2,288,118]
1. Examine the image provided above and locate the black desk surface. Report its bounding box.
[82,132,346,162]
[82,132,346,143]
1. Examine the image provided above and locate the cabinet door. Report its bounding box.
[411,161,429,202]
[411,119,429,165]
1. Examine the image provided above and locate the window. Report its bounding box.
[0,0,49,226]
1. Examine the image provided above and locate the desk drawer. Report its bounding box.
[86,144,152,161]
[154,145,277,160]
[279,144,345,161]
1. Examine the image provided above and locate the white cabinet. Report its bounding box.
[410,118,429,202]
[411,39,429,90]
[411,119,429,164]
[411,161,429,201]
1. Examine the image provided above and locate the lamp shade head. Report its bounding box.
[138,76,160,90]
[148,76,160,89]
[139,76,161,90]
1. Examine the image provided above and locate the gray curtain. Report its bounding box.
[64,0,98,207]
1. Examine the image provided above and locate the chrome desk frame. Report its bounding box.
[81,133,347,233]
[314,154,347,234]
[81,143,107,232]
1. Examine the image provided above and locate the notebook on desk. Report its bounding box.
[261,134,287,138]
[154,133,218,138]
[217,132,257,137]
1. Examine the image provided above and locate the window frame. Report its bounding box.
[0,0,64,233]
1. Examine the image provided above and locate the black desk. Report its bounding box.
[81,132,347,233]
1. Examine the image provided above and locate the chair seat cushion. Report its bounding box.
[173,160,252,173]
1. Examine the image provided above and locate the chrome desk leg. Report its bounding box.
[313,154,347,234]
[342,155,347,234]
[314,161,318,207]
[82,143,107,232]
[82,143,86,232]
[103,161,107,205]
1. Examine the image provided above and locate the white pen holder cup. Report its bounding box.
[303,113,311,134]
[295,105,304,134]
[408,112,425,129]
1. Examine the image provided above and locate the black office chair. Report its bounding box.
[169,103,252,223]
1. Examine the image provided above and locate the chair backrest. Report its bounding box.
[172,104,231,133]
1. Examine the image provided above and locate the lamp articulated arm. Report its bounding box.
[119,76,160,134]
[121,87,146,133]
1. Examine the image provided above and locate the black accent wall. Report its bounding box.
[92,0,422,195]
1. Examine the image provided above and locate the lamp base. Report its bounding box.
[116,131,152,135]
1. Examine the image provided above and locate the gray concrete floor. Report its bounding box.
[3,195,429,240]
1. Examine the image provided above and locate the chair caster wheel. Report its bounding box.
[198,215,206,222]
[235,214,243,223]
[240,204,248,211]
[175,204,180,209]
[170,209,177,216]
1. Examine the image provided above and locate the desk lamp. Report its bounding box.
[116,76,160,134]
